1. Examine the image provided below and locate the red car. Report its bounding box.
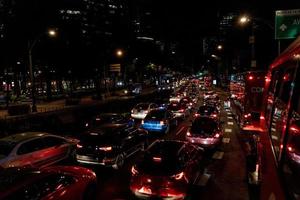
[0,165,97,200]
[130,140,204,199]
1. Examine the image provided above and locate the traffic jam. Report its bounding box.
[0,77,250,200]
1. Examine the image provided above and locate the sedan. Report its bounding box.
[76,125,148,169]
[0,165,97,200]
[131,103,158,120]
[141,108,177,134]
[168,101,190,119]
[84,113,134,129]
[195,105,220,121]
[130,140,204,200]
[186,117,223,149]
[0,132,78,168]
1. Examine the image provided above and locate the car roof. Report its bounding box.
[0,132,50,143]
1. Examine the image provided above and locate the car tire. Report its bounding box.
[83,184,97,200]
[114,153,125,169]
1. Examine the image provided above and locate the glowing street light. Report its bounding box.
[239,16,250,25]
[116,49,123,57]
[28,28,58,112]
[217,45,223,50]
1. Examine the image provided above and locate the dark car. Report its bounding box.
[84,113,133,129]
[130,140,204,200]
[168,101,190,119]
[76,125,148,169]
[141,108,177,134]
[0,165,97,200]
[195,105,220,121]
[186,117,223,149]
[0,132,78,169]
[180,97,194,110]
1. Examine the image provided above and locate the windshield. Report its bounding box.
[145,110,165,121]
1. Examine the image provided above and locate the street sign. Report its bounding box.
[109,64,121,73]
[275,9,300,39]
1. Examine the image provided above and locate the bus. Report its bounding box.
[229,71,266,128]
[260,36,300,200]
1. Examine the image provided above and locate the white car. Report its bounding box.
[0,132,78,168]
[131,103,158,119]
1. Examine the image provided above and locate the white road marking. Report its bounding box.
[227,112,232,115]
[212,151,224,159]
[227,116,233,119]
[227,122,234,125]
[176,127,185,135]
[272,122,276,126]
[225,128,232,133]
[271,128,276,132]
[197,173,211,186]
[271,135,278,140]
[222,138,230,143]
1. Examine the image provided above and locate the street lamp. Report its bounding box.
[116,49,123,57]
[28,28,57,112]
[217,45,223,50]
[239,15,250,25]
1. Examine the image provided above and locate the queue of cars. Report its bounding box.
[0,78,224,200]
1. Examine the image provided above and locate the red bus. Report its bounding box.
[229,71,266,128]
[260,36,300,200]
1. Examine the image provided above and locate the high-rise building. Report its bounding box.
[219,12,238,35]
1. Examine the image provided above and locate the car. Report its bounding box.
[131,103,158,120]
[76,125,148,169]
[0,132,78,169]
[286,121,300,170]
[186,117,223,149]
[168,101,190,119]
[130,140,204,200]
[84,113,134,129]
[0,165,97,200]
[203,91,216,100]
[180,96,194,110]
[195,105,220,121]
[141,108,177,134]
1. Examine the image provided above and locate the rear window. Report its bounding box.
[145,110,165,121]
[198,106,216,114]
[134,104,149,110]
[0,141,16,157]
[191,118,218,135]
[90,114,124,126]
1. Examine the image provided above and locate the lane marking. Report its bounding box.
[227,122,234,125]
[272,122,276,126]
[271,128,276,132]
[212,151,224,159]
[271,135,278,140]
[227,116,233,119]
[222,138,230,143]
[225,128,232,133]
[176,127,185,135]
[197,173,211,186]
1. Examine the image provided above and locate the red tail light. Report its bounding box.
[172,172,184,180]
[160,121,165,125]
[187,130,191,136]
[77,144,83,148]
[248,75,254,80]
[179,109,184,112]
[212,114,217,118]
[99,146,112,151]
[194,113,200,117]
[214,133,220,138]
[131,166,138,175]
[287,146,294,152]
[153,157,162,162]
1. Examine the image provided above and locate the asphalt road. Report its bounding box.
[63,89,251,200]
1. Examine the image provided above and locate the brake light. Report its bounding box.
[141,120,144,125]
[137,186,152,195]
[214,133,220,138]
[85,123,89,127]
[212,114,217,118]
[194,113,200,117]
[131,166,138,175]
[153,157,162,162]
[95,118,101,121]
[99,146,112,151]
[179,109,184,112]
[160,121,165,125]
[189,102,193,106]
[77,144,83,148]
[287,146,294,152]
[248,75,254,80]
[144,110,148,114]
[187,130,191,136]
[172,172,184,180]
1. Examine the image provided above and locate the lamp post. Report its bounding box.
[239,15,275,68]
[28,29,57,112]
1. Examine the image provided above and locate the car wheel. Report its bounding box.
[83,184,97,200]
[114,153,125,169]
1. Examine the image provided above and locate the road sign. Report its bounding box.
[109,64,121,73]
[275,9,300,39]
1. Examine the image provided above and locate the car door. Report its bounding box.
[42,136,71,164]
[12,138,46,168]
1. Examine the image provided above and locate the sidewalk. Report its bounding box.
[0,87,157,119]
